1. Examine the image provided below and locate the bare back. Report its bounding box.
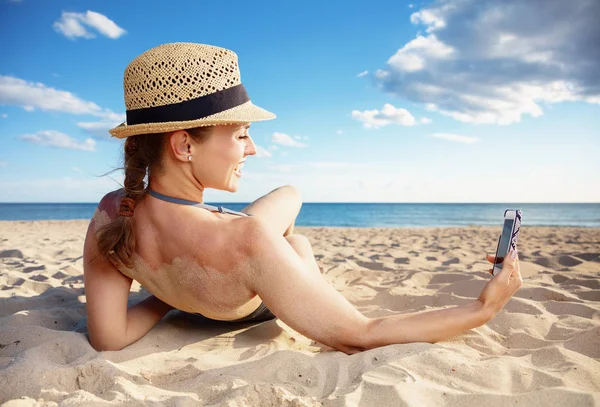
[88,189,262,320]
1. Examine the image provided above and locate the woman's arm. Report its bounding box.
[362,301,491,349]
[231,217,521,354]
[241,185,301,237]
[83,222,173,351]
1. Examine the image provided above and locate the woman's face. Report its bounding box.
[192,123,256,192]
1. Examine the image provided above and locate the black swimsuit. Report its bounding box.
[148,188,276,323]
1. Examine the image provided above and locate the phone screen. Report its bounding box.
[495,218,515,265]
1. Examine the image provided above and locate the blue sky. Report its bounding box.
[1,0,599,203]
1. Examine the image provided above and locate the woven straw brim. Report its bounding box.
[109,100,275,139]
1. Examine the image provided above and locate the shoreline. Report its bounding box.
[1,219,599,228]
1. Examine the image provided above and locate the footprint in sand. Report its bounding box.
[557,255,583,267]
[552,274,569,284]
[442,257,460,266]
[575,291,600,302]
[515,287,577,302]
[573,253,600,262]
[23,265,46,273]
[534,255,583,269]
[394,258,410,265]
[557,278,600,290]
[0,249,24,259]
[545,302,599,319]
[52,271,69,279]
[356,261,393,271]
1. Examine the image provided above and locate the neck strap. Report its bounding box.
[147,188,249,217]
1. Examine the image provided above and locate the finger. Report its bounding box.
[486,254,496,263]
[511,259,523,282]
[499,249,518,279]
[488,269,493,275]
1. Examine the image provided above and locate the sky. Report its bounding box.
[0,0,599,203]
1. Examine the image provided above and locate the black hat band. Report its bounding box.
[126,84,250,125]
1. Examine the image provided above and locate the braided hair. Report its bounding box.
[96,127,211,268]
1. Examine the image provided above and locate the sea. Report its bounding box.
[0,203,599,228]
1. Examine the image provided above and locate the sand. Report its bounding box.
[0,221,599,406]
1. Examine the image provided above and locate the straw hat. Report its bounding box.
[109,42,276,138]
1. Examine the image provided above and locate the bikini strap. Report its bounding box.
[147,189,250,217]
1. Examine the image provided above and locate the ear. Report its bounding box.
[167,130,192,163]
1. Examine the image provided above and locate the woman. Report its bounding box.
[83,42,522,353]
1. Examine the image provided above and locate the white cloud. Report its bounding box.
[356,70,369,78]
[410,9,447,32]
[352,103,417,128]
[83,11,126,38]
[269,145,279,150]
[337,130,344,135]
[53,11,126,40]
[20,130,96,151]
[72,167,82,173]
[373,0,600,125]
[255,145,272,158]
[0,162,7,167]
[1,113,7,119]
[272,132,308,148]
[431,133,478,144]
[420,117,432,124]
[387,34,454,72]
[77,121,122,139]
[375,69,389,80]
[0,76,124,121]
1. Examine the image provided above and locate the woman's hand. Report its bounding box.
[477,249,523,317]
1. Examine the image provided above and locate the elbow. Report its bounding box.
[89,334,127,352]
[330,341,366,355]
[330,318,372,354]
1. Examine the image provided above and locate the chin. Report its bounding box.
[224,184,238,193]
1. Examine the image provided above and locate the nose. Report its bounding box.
[245,136,257,156]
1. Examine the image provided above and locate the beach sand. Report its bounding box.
[1,221,599,406]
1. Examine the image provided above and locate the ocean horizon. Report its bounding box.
[0,202,599,228]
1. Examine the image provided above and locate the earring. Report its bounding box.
[187,155,192,161]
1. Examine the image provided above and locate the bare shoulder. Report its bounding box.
[84,188,124,264]
[96,189,125,219]
[209,216,277,277]
[192,215,267,276]
[219,215,269,251]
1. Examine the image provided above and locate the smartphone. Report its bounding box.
[492,209,522,276]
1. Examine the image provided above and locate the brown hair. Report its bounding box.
[96,127,213,268]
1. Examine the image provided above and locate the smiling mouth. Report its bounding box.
[234,161,245,177]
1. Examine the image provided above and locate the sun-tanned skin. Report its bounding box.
[83,124,522,353]
[83,184,310,351]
